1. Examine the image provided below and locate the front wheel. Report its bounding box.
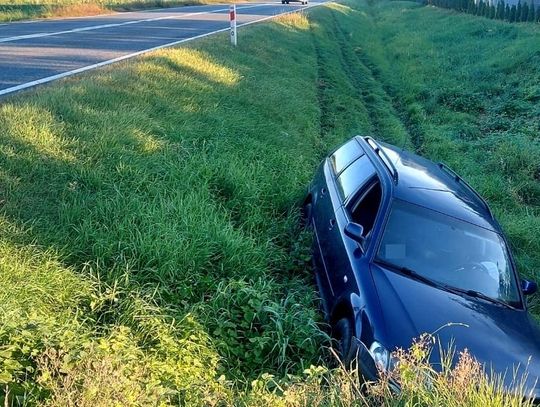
[332,317,357,367]
[301,202,313,229]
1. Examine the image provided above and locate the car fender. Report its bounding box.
[331,292,370,340]
[332,292,379,379]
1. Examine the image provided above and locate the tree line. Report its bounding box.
[425,0,540,22]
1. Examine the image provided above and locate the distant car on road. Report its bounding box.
[304,135,540,398]
[281,0,308,4]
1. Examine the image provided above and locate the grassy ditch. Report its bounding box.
[0,0,538,405]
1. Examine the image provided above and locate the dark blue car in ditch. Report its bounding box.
[303,135,540,398]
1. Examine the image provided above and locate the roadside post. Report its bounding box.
[230,5,237,46]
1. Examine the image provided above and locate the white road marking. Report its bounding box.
[0,2,323,97]
[4,2,265,24]
[0,3,267,43]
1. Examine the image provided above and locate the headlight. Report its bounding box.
[369,341,389,371]
[369,341,397,373]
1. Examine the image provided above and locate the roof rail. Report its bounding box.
[438,162,493,219]
[362,136,398,183]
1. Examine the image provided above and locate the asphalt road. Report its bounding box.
[0,1,325,96]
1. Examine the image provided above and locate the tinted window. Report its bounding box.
[330,139,364,175]
[336,155,376,201]
[350,181,382,238]
[376,200,520,305]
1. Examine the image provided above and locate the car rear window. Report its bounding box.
[329,139,364,176]
[336,155,376,201]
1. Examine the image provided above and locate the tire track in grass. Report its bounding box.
[357,51,427,152]
[308,6,372,153]
[325,5,416,149]
[311,23,333,140]
[353,4,429,152]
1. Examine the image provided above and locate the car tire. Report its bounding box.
[301,202,313,228]
[332,317,357,368]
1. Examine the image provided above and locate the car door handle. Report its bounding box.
[321,187,327,196]
[329,218,336,230]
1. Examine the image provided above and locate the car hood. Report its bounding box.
[371,263,540,397]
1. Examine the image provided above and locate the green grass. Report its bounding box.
[0,1,538,405]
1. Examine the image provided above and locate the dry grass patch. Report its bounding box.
[274,12,310,30]
[51,3,108,17]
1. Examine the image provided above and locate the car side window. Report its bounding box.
[335,155,376,201]
[349,180,382,238]
[329,139,364,176]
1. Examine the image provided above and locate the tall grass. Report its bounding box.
[0,10,326,405]
[241,340,536,407]
[0,0,538,405]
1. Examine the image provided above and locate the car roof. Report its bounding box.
[358,137,500,232]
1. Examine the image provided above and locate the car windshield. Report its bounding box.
[376,200,521,306]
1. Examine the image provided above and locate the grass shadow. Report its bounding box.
[0,18,327,385]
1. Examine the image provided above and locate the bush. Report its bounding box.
[428,0,540,23]
[196,278,327,379]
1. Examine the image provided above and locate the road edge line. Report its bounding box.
[0,2,325,97]
[0,3,269,43]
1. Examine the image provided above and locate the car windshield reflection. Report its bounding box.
[376,199,521,307]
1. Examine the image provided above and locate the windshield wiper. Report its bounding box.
[441,285,515,309]
[375,259,441,289]
[375,260,517,309]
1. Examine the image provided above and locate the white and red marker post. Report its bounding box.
[229,4,237,46]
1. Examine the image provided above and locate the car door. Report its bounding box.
[312,139,363,298]
[339,178,383,289]
[325,156,377,297]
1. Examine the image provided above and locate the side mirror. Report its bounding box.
[522,279,537,296]
[344,222,365,245]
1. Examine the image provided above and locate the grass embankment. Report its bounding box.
[0,0,252,23]
[0,0,538,405]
